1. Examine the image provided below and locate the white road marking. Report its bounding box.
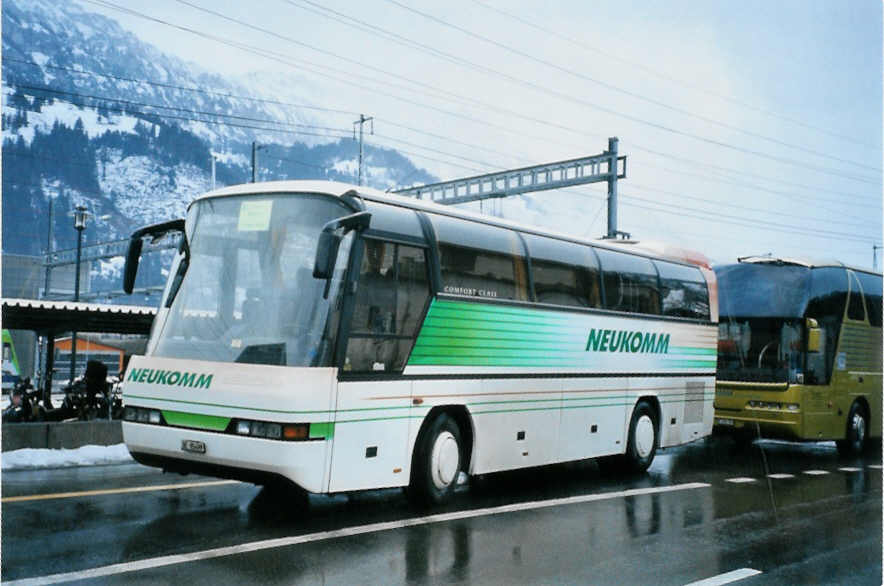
[867,464,882,469]
[766,473,794,479]
[838,467,862,472]
[684,568,762,586]
[724,477,756,484]
[6,482,710,585]
[803,470,830,476]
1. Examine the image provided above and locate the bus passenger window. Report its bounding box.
[432,214,528,301]
[857,272,882,327]
[847,271,866,322]
[524,234,601,308]
[805,267,848,384]
[346,240,430,373]
[655,260,710,320]
[596,248,660,315]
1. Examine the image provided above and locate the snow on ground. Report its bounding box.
[1,444,133,471]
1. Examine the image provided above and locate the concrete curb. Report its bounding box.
[2,420,123,451]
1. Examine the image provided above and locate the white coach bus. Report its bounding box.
[121,181,718,505]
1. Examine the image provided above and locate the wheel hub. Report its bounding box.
[852,413,866,444]
[431,431,460,490]
[635,415,655,458]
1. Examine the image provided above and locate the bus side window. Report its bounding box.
[857,272,883,328]
[523,234,601,308]
[346,240,430,373]
[595,248,660,315]
[805,267,848,384]
[432,215,528,301]
[655,260,710,320]
[847,271,867,322]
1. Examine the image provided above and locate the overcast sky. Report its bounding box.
[79,0,882,269]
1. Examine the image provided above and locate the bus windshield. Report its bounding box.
[153,193,354,367]
[715,263,811,383]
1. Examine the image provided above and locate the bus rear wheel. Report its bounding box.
[836,402,868,456]
[624,401,658,473]
[408,413,463,507]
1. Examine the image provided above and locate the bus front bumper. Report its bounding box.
[713,411,802,440]
[123,421,329,493]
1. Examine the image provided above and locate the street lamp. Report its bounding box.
[69,206,89,385]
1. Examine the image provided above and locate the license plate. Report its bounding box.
[181,439,206,454]
[717,418,734,426]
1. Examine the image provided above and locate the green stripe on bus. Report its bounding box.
[162,410,230,431]
[309,422,335,439]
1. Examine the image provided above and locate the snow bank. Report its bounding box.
[1,443,133,471]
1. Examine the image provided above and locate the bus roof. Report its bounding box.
[730,255,880,276]
[193,180,708,267]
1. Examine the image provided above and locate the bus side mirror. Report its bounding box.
[123,219,186,294]
[806,317,821,353]
[313,231,342,280]
[312,211,372,280]
[123,237,144,294]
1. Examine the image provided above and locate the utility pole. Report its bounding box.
[874,244,882,271]
[353,114,373,186]
[43,194,55,298]
[606,136,620,239]
[251,142,267,183]
[211,153,217,190]
[69,206,88,386]
[251,142,258,182]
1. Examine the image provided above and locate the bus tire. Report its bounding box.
[408,413,463,507]
[836,402,868,456]
[624,400,658,473]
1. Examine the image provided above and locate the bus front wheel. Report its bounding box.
[624,401,658,472]
[836,402,868,456]
[408,413,463,507]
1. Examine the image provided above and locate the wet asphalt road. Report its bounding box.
[2,436,881,585]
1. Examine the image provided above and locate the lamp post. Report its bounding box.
[68,206,88,385]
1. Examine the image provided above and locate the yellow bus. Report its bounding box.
[713,257,882,454]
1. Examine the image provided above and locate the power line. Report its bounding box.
[172,0,879,184]
[2,56,360,117]
[471,0,882,152]
[619,191,877,244]
[261,153,330,172]
[294,0,882,173]
[380,0,882,181]
[7,82,352,137]
[76,0,882,205]
[629,142,880,205]
[367,133,879,245]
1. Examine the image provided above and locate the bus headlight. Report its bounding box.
[124,407,163,424]
[786,403,800,412]
[231,420,307,440]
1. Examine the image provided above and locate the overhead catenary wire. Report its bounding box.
[72,0,882,206]
[379,0,882,179]
[170,0,880,184]
[290,0,882,174]
[9,54,878,214]
[7,78,878,247]
[471,0,882,152]
[2,56,360,118]
[7,82,353,136]
[5,0,876,262]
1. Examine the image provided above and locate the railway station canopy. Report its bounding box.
[1,298,156,336]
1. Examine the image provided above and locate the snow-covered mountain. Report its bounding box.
[1,0,436,294]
